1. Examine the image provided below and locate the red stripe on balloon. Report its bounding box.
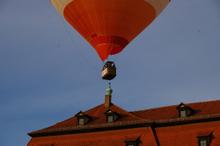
[91,35,128,54]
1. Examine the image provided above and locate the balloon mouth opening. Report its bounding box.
[90,35,129,61]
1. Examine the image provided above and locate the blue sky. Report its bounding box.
[0,0,220,146]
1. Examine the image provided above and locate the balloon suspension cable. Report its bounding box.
[105,44,113,63]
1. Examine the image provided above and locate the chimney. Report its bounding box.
[105,83,112,109]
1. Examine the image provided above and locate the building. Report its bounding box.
[28,88,220,146]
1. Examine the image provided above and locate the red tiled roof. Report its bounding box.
[131,100,220,120]
[28,127,158,146]
[29,103,145,136]
[28,99,220,146]
[156,121,220,146]
[29,99,220,137]
[28,122,220,146]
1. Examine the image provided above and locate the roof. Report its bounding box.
[156,121,220,145]
[28,127,159,146]
[131,99,220,120]
[29,99,220,137]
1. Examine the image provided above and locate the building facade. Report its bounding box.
[28,94,220,146]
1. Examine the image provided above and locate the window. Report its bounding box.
[106,113,118,123]
[198,136,211,146]
[105,109,119,123]
[177,103,194,118]
[126,143,137,146]
[197,131,213,146]
[107,115,114,123]
[125,137,140,146]
[75,111,91,126]
[78,118,85,125]
[180,110,187,118]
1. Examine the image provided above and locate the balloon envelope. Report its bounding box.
[51,0,170,61]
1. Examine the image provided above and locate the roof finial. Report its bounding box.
[105,82,113,96]
[105,82,112,109]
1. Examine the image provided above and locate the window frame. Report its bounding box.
[126,143,137,146]
[177,103,194,118]
[107,114,114,123]
[124,138,140,146]
[105,109,119,123]
[76,111,90,126]
[198,136,211,146]
[78,117,86,126]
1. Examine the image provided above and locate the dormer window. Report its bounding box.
[125,137,141,146]
[78,117,86,125]
[107,114,114,123]
[180,109,187,118]
[198,137,210,146]
[105,109,119,123]
[126,143,137,146]
[177,103,194,118]
[76,111,90,126]
[197,132,213,146]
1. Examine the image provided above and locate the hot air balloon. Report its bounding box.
[51,0,170,80]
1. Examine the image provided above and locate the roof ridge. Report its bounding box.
[185,99,220,106]
[130,104,177,113]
